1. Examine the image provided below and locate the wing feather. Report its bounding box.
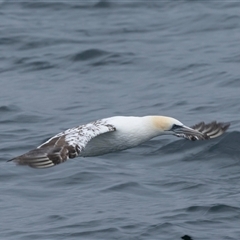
[184,121,230,141]
[8,121,116,169]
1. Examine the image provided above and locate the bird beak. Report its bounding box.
[173,125,208,140]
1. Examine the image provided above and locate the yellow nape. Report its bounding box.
[151,116,182,131]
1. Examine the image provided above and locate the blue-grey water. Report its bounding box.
[1,1,240,240]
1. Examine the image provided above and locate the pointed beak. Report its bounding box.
[173,125,208,140]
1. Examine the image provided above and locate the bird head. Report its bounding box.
[151,116,206,140]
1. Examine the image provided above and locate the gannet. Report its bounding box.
[8,116,230,169]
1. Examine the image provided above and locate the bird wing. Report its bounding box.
[9,120,116,169]
[183,121,230,141]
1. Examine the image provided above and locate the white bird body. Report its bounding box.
[9,115,230,169]
[81,116,164,156]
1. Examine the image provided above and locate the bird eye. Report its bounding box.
[171,124,182,130]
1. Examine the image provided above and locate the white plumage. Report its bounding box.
[9,116,230,169]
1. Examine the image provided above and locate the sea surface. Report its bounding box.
[1,1,240,240]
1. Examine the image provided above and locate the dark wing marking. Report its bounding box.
[183,121,230,141]
[8,121,116,169]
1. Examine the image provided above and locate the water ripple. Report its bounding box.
[1,1,239,240]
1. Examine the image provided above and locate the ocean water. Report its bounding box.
[1,1,240,239]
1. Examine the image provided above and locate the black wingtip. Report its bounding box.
[222,122,230,130]
[189,121,230,140]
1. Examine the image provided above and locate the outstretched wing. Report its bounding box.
[8,121,116,169]
[184,121,230,141]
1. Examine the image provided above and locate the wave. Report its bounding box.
[70,49,108,62]
[69,48,134,66]
[0,105,21,113]
[16,1,179,10]
[186,203,240,214]
[154,132,240,158]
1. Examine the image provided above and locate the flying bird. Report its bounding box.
[8,116,230,169]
